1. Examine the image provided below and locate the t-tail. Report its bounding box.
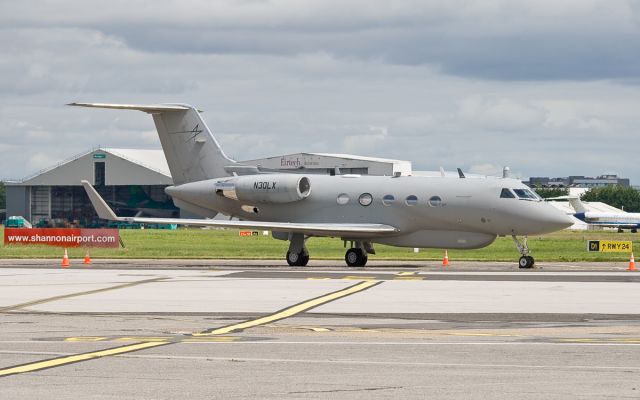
[68,103,236,184]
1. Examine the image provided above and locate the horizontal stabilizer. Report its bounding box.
[68,102,190,113]
[81,181,398,237]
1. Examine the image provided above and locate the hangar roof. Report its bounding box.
[8,147,172,186]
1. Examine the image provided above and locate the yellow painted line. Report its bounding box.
[394,277,424,281]
[343,276,377,280]
[193,280,381,336]
[268,325,332,333]
[0,277,167,312]
[396,272,417,276]
[0,341,168,378]
[65,337,108,342]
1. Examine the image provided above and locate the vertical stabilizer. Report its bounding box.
[68,103,236,184]
[567,197,586,213]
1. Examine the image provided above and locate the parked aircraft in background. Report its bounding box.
[70,102,572,268]
[558,196,640,233]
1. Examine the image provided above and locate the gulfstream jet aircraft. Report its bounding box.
[70,103,572,268]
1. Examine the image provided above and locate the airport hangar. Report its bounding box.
[4,148,410,227]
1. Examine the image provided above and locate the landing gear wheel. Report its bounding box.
[518,256,535,269]
[632,229,638,233]
[345,248,367,267]
[286,250,309,267]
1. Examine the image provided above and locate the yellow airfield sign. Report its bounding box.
[587,240,633,253]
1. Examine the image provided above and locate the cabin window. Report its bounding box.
[428,196,442,207]
[382,194,395,206]
[405,195,418,206]
[337,193,350,205]
[358,193,373,206]
[500,188,515,199]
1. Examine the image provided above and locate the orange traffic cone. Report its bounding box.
[628,253,636,271]
[442,250,450,267]
[61,249,70,268]
[83,250,92,266]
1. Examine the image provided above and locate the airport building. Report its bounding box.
[5,148,177,227]
[5,148,411,226]
[241,153,411,176]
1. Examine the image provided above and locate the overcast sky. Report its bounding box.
[2,0,640,184]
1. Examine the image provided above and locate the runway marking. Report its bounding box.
[0,277,168,312]
[396,271,417,276]
[63,336,243,343]
[556,338,640,344]
[0,341,169,378]
[0,280,380,377]
[102,353,640,371]
[343,276,377,280]
[193,280,382,336]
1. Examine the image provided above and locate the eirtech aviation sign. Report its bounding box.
[587,240,633,253]
[4,228,119,248]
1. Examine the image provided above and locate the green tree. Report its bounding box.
[0,181,5,209]
[532,186,569,199]
[581,185,640,212]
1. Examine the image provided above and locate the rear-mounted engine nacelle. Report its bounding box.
[216,175,311,203]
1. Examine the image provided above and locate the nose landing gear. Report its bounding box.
[512,235,535,269]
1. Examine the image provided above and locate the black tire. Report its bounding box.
[300,254,310,267]
[518,256,535,269]
[345,248,366,267]
[286,250,301,266]
[519,256,529,269]
[526,256,535,268]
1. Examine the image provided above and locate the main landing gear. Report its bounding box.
[284,234,374,268]
[344,241,374,267]
[512,235,535,269]
[286,233,309,266]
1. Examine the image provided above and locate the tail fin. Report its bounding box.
[69,102,236,184]
[546,195,587,213]
[567,197,586,213]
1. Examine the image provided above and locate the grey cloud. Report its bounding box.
[1,1,640,184]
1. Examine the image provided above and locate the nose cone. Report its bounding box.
[542,208,575,232]
[528,204,574,234]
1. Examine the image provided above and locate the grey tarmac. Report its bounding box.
[0,260,639,399]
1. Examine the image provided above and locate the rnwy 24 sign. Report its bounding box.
[587,240,633,253]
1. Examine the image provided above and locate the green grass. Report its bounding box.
[1,226,638,261]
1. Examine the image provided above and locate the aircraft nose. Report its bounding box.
[541,207,574,232]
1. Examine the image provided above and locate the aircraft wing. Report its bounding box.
[81,181,399,237]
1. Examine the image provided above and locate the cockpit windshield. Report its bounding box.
[500,188,515,198]
[513,188,540,201]
[500,188,541,201]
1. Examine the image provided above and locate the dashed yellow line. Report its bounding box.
[193,280,381,336]
[0,341,168,378]
[1,279,381,377]
[0,277,167,313]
